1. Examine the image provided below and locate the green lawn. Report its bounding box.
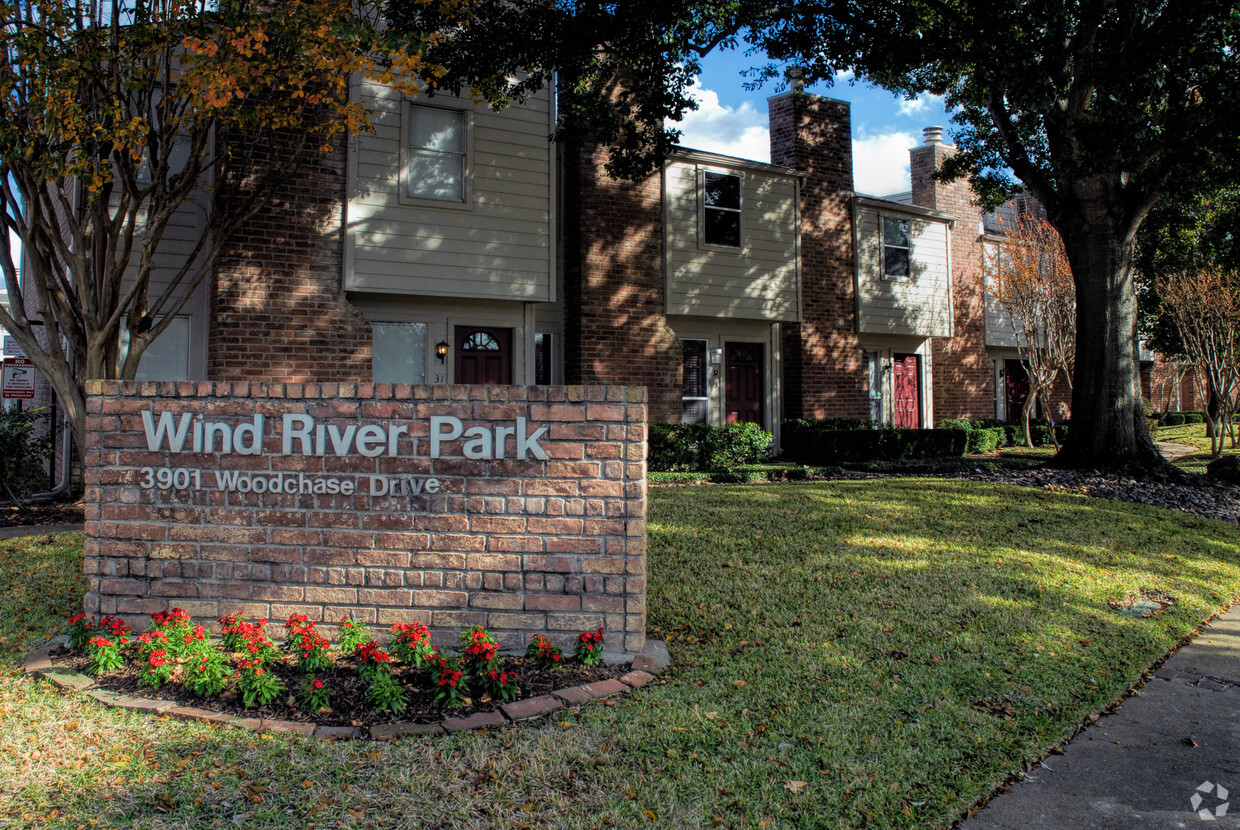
[1154,421,1240,473]
[3,480,1240,829]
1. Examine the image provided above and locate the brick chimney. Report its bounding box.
[768,89,866,420]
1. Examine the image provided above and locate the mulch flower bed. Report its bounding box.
[51,647,626,726]
[51,610,634,731]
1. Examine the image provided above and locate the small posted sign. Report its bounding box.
[2,357,35,399]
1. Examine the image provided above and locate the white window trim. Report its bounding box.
[698,168,743,252]
[399,101,475,210]
[880,213,913,281]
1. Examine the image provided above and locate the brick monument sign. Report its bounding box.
[83,381,648,653]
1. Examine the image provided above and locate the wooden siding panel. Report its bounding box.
[346,80,553,300]
[665,161,799,321]
[856,206,952,337]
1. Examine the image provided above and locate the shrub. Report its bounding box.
[782,424,968,465]
[966,427,1003,454]
[1165,412,1186,426]
[1184,411,1206,424]
[648,422,773,472]
[0,406,54,500]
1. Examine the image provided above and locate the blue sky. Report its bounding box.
[675,49,954,197]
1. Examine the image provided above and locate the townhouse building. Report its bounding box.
[60,80,1055,444]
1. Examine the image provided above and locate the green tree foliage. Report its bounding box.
[750,0,1240,473]
[1135,184,1240,360]
[0,406,53,500]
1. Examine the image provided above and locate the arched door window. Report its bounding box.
[454,327,512,385]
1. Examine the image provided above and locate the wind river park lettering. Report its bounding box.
[138,410,551,505]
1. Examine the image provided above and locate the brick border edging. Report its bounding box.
[23,640,668,741]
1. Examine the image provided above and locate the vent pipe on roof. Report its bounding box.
[785,66,805,93]
[923,126,944,145]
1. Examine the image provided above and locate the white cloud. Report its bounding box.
[852,130,918,197]
[895,92,945,119]
[672,83,772,163]
[672,82,918,198]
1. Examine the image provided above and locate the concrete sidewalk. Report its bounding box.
[962,607,1240,829]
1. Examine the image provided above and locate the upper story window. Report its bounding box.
[703,171,742,248]
[882,216,911,279]
[405,105,469,203]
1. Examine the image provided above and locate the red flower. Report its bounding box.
[313,679,323,689]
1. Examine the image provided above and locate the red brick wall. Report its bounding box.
[82,381,648,654]
[912,143,995,419]
[210,131,372,382]
[1146,361,1200,411]
[562,142,681,423]
[769,93,866,420]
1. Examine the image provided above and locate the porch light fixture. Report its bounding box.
[435,340,449,362]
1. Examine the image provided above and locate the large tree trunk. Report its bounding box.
[1052,222,1166,474]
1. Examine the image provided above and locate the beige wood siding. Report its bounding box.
[346,81,553,300]
[664,161,799,321]
[856,206,952,337]
[982,240,1020,347]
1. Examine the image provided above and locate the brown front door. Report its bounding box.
[1005,359,1031,420]
[455,327,512,385]
[893,354,921,429]
[724,343,763,425]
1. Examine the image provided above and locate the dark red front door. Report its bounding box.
[1005,359,1031,420]
[893,354,921,429]
[455,327,511,385]
[724,343,763,424]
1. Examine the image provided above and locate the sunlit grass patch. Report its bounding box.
[0,531,86,660]
[2,485,1240,829]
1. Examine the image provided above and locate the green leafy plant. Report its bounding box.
[525,633,563,670]
[575,627,604,666]
[459,625,500,677]
[301,677,331,712]
[284,614,332,673]
[389,621,436,668]
[66,613,93,652]
[85,635,125,675]
[367,670,408,714]
[183,649,230,699]
[0,406,54,500]
[145,608,196,660]
[336,616,371,653]
[481,668,521,702]
[432,654,466,708]
[67,613,129,653]
[236,659,284,708]
[353,640,393,683]
[137,647,174,690]
[648,422,774,472]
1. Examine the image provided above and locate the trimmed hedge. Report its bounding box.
[783,422,968,465]
[933,416,1066,448]
[648,422,774,472]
